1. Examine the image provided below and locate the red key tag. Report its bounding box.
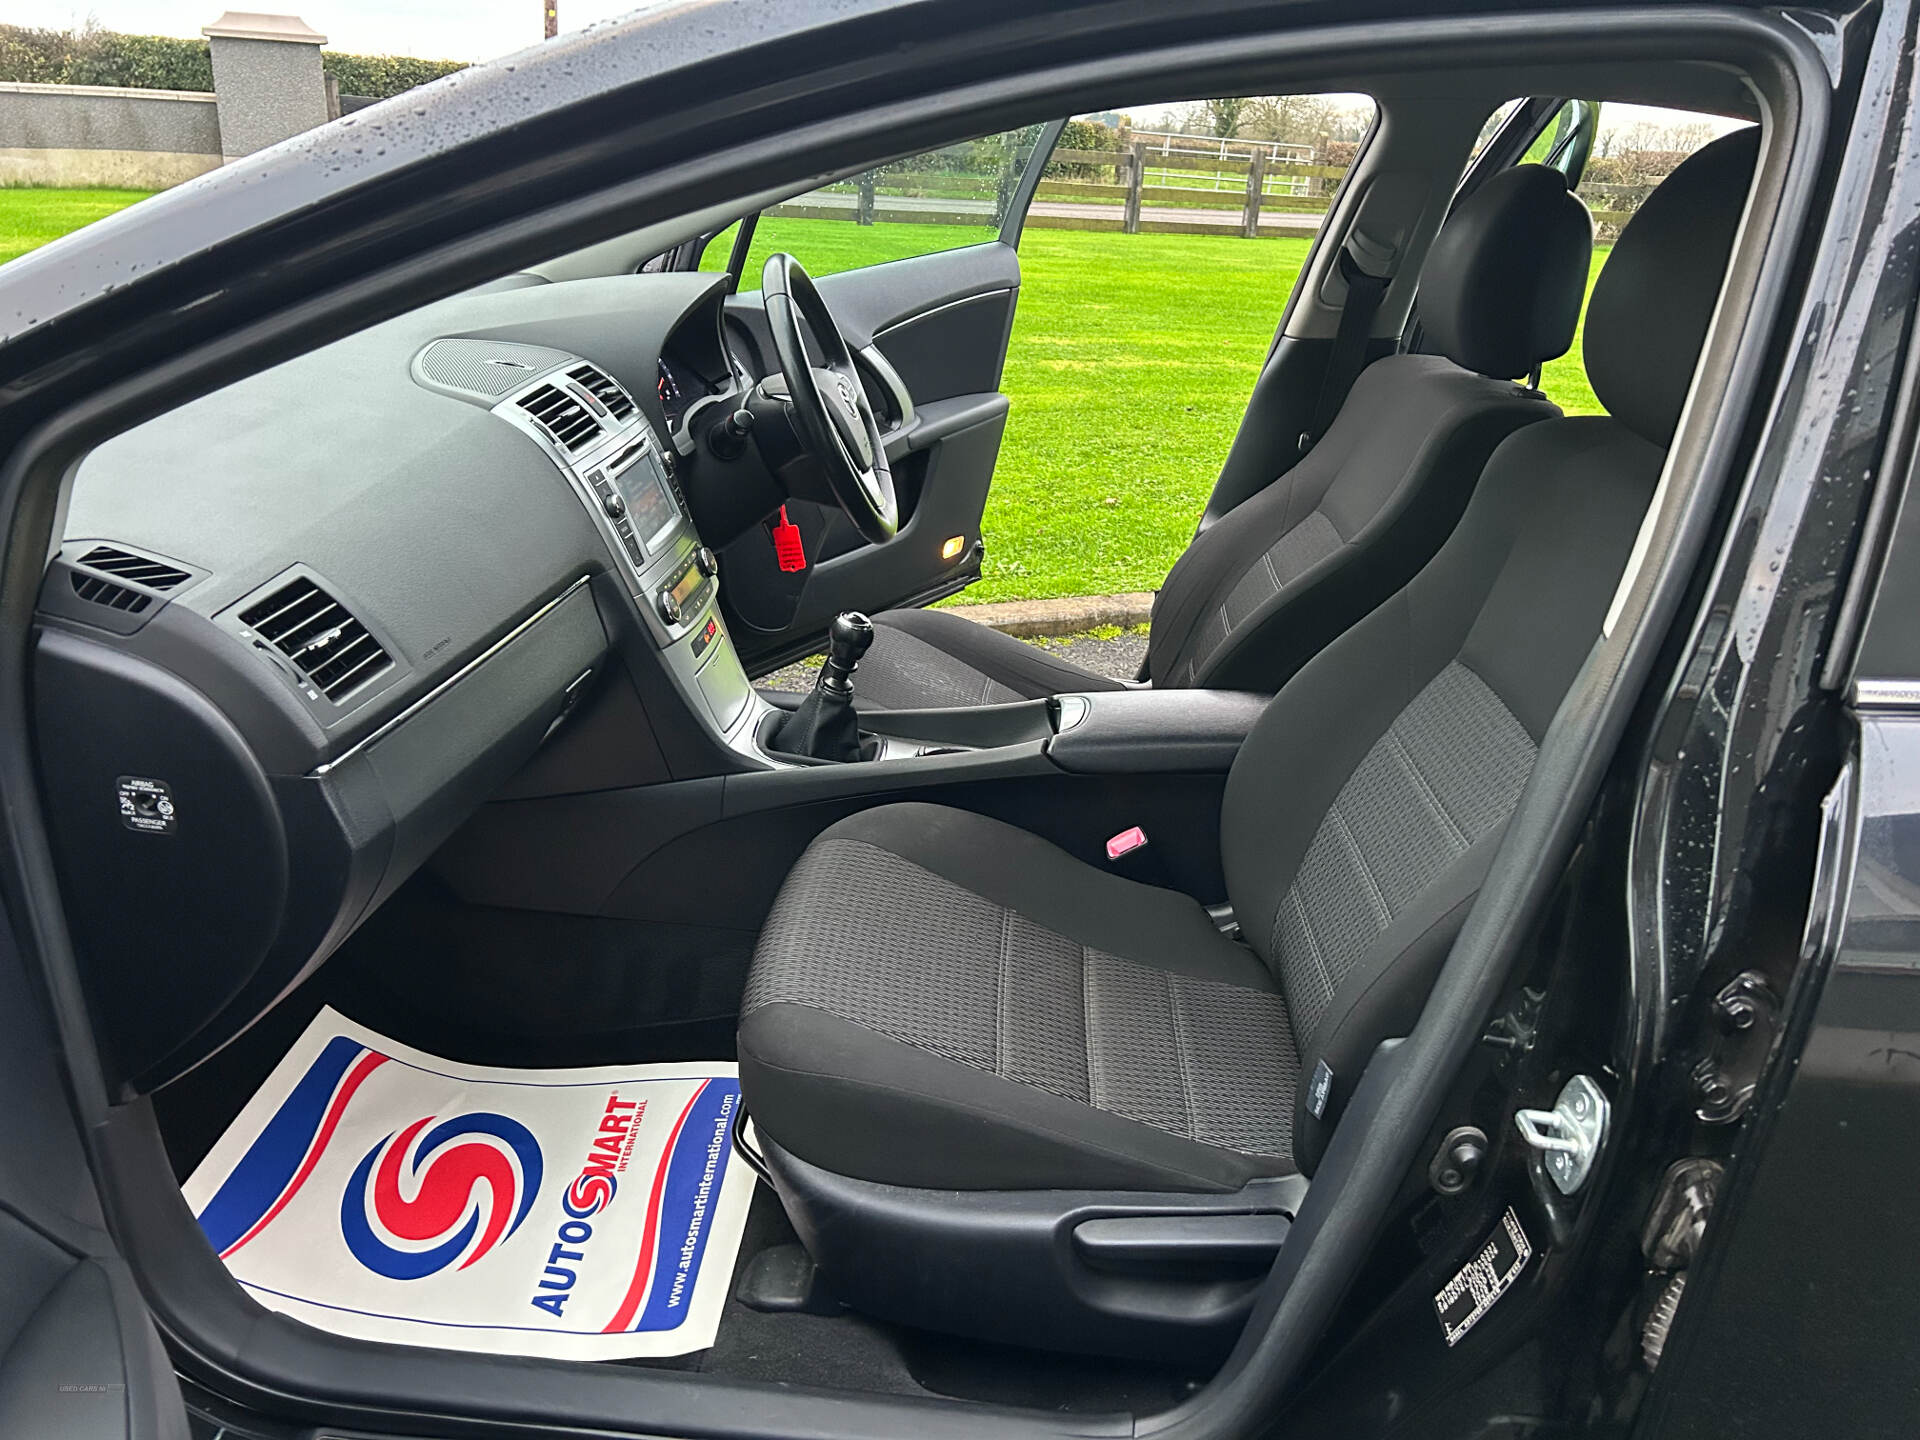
[1105,825,1148,861]
[772,506,806,572]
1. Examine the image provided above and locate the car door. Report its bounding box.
[697,124,1061,673]
[0,909,189,1440]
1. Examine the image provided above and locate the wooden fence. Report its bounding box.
[762,140,1666,242]
[1039,143,1347,237]
[1040,144,1660,240]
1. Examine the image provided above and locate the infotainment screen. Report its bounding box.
[612,448,680,554]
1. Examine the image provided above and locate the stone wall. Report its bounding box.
[1,13,335,189]
[0,80,223,188]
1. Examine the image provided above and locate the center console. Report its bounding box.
[432,339,1270,788]
[458,344,761,749]
[753,622,1269,777]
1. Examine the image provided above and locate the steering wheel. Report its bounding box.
[760,253,898,544]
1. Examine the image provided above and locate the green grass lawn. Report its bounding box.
[7,191,1609,603]
[981,226,1321,602]
[0,187,155,266]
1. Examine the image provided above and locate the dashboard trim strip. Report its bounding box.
[310,574,592,777]
[870,286,1012,339]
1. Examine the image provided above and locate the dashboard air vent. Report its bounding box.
[75,544,191,592]
[567,363,636,421]
[240,578,393,703]
[70,572,151,614]
[516,382,603,453]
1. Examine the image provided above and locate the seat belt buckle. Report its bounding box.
[771,505,806,572]
[1104,824,1172,887]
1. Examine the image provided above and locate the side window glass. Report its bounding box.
[706,95,1374,606]
[978,94,1374,603]
[1471,99,1530,161]
[705,126,1048,288]
[1523,99,1599,183]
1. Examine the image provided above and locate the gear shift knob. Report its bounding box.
[820,611,875,698]
[766,611,872,762]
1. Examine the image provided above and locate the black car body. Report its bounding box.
[0,2,1917,1438]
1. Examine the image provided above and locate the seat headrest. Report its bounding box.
[1584,127,1759,447]
[1419,163,1593,381]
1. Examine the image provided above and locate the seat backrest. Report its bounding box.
[1220,129,1760,1173]
[1146,164,1595,693]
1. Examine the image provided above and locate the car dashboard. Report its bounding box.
[33,271,758,1096]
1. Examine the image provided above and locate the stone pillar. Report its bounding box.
[202,12,329,161]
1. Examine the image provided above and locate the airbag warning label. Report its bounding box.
[1434,1207,1531,1346]
[117,776,176,834]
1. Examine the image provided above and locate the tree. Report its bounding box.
[1242,93,1339,146]
[1045,118,1121,182]
[1182,97,1248,137]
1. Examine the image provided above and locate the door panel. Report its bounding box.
[718,241,1024,671]
[866,285,1018,400]
[0,1230,186,1440]
[0,916,188,1440]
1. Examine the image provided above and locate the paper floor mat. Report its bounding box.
[183,1006,756,1360]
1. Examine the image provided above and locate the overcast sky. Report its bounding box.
[6,0,1759,146]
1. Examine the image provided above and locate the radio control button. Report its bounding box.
[611,517,642,565]
[602,492,627,520]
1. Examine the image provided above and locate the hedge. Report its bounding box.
[319,53,467,98]
[0,25,465,100]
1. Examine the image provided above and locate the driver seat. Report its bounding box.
[737,132,1757,1359]
[848,163,1593,709]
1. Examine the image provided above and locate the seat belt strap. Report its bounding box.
[1299,247,1390,455]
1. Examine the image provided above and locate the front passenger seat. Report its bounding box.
[848,163,1593,708]
[737,130,1758,1360]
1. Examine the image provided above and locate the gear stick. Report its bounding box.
[768,611,875,762]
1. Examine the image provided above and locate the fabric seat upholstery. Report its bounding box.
[741,802,1301,1192]
[741,132,1759,1211]
[849,163,1594,710]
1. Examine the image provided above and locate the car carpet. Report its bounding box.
[150,876,1205,1408]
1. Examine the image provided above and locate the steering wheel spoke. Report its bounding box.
[761,253,898,545]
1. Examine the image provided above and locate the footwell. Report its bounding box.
[183,1006,757,1360]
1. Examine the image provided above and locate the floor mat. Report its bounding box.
[182,1006,756,1361]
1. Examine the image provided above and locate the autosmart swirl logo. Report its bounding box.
[340,1113,542,1280]
[565,1170,617,1218]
